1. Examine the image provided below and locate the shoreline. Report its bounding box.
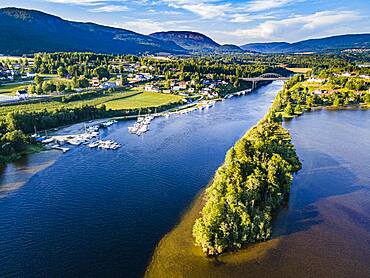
[144,88,369,277]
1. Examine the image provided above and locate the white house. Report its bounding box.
[307,78,325,83]
[91,77,100,87]
[100,82,117,89]
[16,90,29,100]
[312,89,323,95]
[144,85,160,93]
[26,72,36,78]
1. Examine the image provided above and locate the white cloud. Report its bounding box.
[46,0,128,6]
[90,5,128,12]
[161,0,231,19]
[46,0,105,5]
[220,10,363,43]
[246,0,294,12]
[117,18,191,34]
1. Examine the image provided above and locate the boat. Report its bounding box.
[88,141,100,148]
[51,145,70,153]
[137,116,145,123]
[101,120,115,128]
[67,139,82,146]
[41,138,54,144]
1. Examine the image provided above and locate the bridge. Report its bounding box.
[240,73,289,89]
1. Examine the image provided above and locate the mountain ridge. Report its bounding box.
[0,7,186,55]
[0,7,369,55]
[240,34,370,53]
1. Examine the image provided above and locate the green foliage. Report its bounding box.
[93,66,110,79]
[193,114,301,255]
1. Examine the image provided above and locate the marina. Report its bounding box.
[36,120,122,152]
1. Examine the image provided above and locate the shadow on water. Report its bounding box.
[273,149,363,237]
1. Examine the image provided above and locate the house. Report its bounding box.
[115,79,123,86]
[16,90,29,100]
[312,89,323,95]
[178,81,187,90]
[201,88,211,95]
[26,72,36,78]
[100,81,117,89]
[92,77,100,87]
[307,78,325,83]
[144,85,160,93]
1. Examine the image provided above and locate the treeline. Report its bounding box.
[192,84,302,255]
[32,52,129,78]
[278,73,370,119]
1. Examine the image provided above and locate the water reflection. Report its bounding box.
[0,82,281,278]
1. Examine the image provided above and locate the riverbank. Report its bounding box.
[0,143,44,165]
[0,81,281,278]
[145,184,284,278]
[145,83,370,277]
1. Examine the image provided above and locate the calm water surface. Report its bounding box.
[0,82,281,278]
[268,109,370,277]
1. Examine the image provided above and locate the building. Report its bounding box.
[307,78,325,83]
[100,81,117,89]
[312,89,323,95]
[26,72,36,78]
[178,81,187,90]
[16,90,29,100]
[91,77,100,87]
[144,85,160,93]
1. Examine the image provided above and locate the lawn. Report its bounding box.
[0,81,33,95]
[0,90,182,118]
[104,92,183,110]
[286,68,312,74]
[0,56,32,62]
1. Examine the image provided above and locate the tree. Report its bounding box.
[34,75,43,85]
[78,76,90,88]
[57,66,67,77]
[42,82,52,93]
[56,83,66,92]
[333,96,340,106]
[93,66,110,79]
[2,130,28,151]
[365,92,370,104]
[284,102,293,116]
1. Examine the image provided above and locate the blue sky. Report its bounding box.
[0,0,369,45]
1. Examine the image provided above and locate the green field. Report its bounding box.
[0,90,182,118]
[0,82,32,95]
[105,92,183,110]
[0,56,32,62]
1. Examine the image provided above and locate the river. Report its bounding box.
[0,81,281,277]
[146,106,370,278]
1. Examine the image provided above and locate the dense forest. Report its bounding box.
[192,65,369,255]
[192,79,302,254]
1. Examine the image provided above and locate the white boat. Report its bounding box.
[137,116,145,123]
[88,141,100,148]
[41,138,54,144]
[51,145,70,153]
[128,126,138,134]
[67,139,82,146]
